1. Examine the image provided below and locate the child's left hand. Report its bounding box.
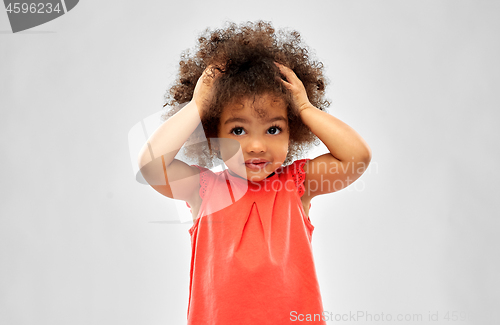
[274,62,313,114]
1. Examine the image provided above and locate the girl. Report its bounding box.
[138,21,371,325]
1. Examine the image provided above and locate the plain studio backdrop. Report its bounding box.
[1,1,499,324]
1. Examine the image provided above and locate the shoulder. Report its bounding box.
[279,159,311,177]
[278,159,311,198]
[298,153,370,200]
[189,164,224,201]
[279,158,311,174]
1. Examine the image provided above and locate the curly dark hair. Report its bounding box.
[162,20,330,169]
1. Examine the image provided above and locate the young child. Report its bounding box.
[138,21,371,325]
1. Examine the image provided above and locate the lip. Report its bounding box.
[244,159,270,170]
[245,159,269,164]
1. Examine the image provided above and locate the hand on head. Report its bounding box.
[193,62,313,119]
[274,62,312,114]
[192,65,223,118]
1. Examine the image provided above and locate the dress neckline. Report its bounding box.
[225,168,279,186]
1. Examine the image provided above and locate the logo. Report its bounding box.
[3,0,79,33]
[128,105,248,224]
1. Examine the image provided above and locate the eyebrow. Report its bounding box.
[223,116,287,125]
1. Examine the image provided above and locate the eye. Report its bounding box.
[230,126,246,136]
[267,124,283,135]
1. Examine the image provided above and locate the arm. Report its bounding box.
[137,66,218,203]
[275,63,372,199]
[299,105,372,197]
[137,100,201,202]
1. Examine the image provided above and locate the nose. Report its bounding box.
[245,135,267,153]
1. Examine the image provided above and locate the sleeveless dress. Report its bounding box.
[185,159,326,324]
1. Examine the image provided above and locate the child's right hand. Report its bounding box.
[192,65,221,118]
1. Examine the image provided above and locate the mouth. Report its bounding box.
[244,159,270,170]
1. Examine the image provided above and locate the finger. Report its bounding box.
[274,62,300,84]
[274,62,293,84]
[275,75,292,89]
[203,65,222,82]
[274,62,290,76]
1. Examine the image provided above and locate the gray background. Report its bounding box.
[1,0,499,324]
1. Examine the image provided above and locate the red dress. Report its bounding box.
[185,159,326,324]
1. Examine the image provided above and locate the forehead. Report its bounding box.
[221,93,288,121]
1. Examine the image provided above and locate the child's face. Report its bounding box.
[216,93,290,182]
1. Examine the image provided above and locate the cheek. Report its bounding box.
[274,137,290,157]
[219,138,243,157]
